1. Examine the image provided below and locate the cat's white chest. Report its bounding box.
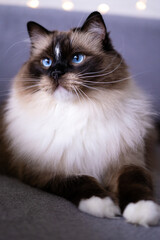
[5,90,149,180]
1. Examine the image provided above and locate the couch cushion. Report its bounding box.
[0,174,160,240]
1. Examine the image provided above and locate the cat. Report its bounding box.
[0,11,160,227]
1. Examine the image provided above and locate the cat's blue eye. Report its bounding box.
[72,54,85,64]
[41,58,52,68]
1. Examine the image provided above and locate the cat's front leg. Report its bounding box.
[117,165,160,226]
[44,175,120,218]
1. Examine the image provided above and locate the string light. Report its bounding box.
[98,3,110,14]
[136,0,147,10]
[27,0,39,8]
[62,1,74,11]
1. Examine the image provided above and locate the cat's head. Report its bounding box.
[16,11,128,102]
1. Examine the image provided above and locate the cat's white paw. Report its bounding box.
[79,196,120,218]
[123,200,160,227]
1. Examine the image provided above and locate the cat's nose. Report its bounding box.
[51,70,63,84]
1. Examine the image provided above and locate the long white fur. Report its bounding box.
[79,196,120,218]
[5,80,153,182]
[123,200,160,227]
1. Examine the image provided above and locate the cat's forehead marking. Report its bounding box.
[55,42,61,60]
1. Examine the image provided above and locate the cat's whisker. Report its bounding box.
[19,77,41,81]
[0,79,12,81]
[19,79,41,82]
[78,88,94,105]
[11,84,41,94]
[76,88,86,102]
[0,77,40,82]
[70,14,85,45]
[0,92,12,97]
[72,86,81,103]
[4,38,30,56]
[0,76,40,81]
[78,58,123,79]
[84,79,128,85]
[0,78,36,82]
[0,89,13,94]
[78,82,101,92]
[77,53,120,76]
[6,51,29,64]
[80,71,147,86]
[85,77,131,85]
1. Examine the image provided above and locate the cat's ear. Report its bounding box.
[27,22,50,53]
[81,11,106,40]
[27,21,49,40]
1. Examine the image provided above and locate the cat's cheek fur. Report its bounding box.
[123,200,160,227]
[79,196,120,218]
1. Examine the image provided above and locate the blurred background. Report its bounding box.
[0,0,160,19]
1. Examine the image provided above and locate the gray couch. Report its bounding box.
[0,5,160,240]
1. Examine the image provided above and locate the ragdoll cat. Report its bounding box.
[0,11,160,227]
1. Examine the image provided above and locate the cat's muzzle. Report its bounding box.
[51,70,63,85]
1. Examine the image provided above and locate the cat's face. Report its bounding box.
[16,12,128,102]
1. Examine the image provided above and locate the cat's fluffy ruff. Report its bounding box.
[5,79,153,184]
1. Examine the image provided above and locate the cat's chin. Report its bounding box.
[53,86,76,102]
